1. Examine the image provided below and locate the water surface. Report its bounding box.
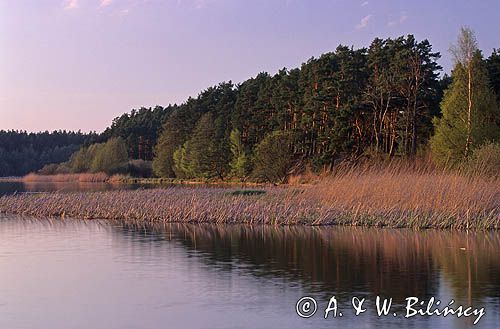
[0,181,149,196]
[0,181,238,196]
[0,216,498,328]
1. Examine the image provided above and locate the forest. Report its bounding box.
[0,130,98,177]
[2,30,499,181]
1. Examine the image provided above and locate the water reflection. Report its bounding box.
[116,223,500,306]
[0,181,142,195]
[0,217,498,329]
[0,181,244,196]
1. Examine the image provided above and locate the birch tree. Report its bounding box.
[449,27,478,158]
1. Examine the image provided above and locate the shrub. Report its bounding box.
[37,163,72,175]
[37,163,60,175]
[462,142,500,178]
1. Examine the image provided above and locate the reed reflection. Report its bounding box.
[115,223,500,308]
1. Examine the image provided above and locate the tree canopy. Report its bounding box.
[152,35,445,180]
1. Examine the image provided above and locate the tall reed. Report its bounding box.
[1,165,498,230]
[22,173,109,183]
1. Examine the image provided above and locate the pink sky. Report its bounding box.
[1,0,499,132]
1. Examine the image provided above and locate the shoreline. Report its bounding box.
[0,174,276,188]
[0,184,498,230]
[0,177,23,182]
[1,168,498,231]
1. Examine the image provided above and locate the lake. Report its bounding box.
[0,181,150,196]
[0,181,243,197]
[0,216,498,329]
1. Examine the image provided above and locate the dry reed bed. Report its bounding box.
[22,173,109,183]
[1,169,499,229]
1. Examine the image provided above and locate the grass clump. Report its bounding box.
[228,190,266,196]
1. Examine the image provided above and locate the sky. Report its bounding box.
[1,0,499,133]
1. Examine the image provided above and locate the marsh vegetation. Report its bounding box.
[1,165,498,230]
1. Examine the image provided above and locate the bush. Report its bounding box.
[37,163,60,175]
[462,142,500,178]
[37,163,72,175]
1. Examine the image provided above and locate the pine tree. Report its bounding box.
[486,49,500,103]
[153,106,197,178]
[174,113,229,179]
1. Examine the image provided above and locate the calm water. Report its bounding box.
[0,181,236,196]
[0,181,149,196]
[0,216,499,329]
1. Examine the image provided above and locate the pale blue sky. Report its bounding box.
[1,0,499,132]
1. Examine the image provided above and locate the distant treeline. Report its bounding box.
[2,31,499,181]
[0,130,99,177]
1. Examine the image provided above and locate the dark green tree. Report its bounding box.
[252,131,294,183]
[173,113,230,179]
[486,48,500,103]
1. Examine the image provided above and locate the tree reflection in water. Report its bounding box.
[115,223,500,308]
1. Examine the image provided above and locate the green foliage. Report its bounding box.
[431,54,499,166]
[0,130,95,177]
[127,160,153,178]
[90,138,129,174]
[103,106,173,160]
[149,35,449,180]
[68,138,128,175]
[152,109,189,178]
[9,33,499,183]
[70,147,92,173]
[252,131,294,183]
[140,37,448,180]
[154,83,236,178]
[462,142,500,178]
[37,163,71,175]
[172,141,194,178]
[172,113,230,179]
[487,48,500,103]
[229,129,249,178]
